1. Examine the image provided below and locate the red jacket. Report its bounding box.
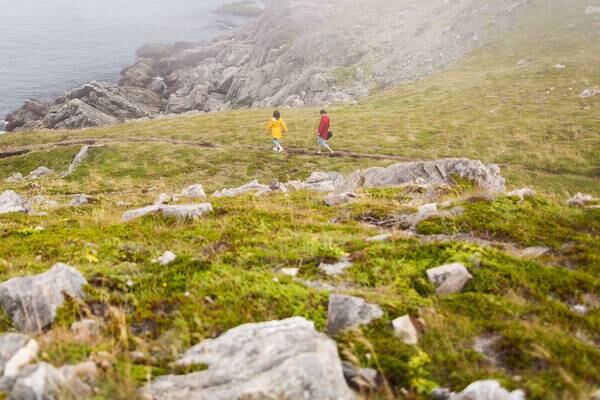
[318,115,330,139]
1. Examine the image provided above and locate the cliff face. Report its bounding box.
[5,0,529,131]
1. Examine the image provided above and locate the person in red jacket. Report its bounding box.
[316,109,334,155]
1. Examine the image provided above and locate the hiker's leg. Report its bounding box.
[316,137,324,154]
[320,139,334,154]
[272,139,279,151]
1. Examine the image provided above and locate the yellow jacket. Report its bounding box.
[267,118,288,139]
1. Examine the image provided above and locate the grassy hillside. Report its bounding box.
[0,1,599,399]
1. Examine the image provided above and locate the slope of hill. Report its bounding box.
[0,1,598,399]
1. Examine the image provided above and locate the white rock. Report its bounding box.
[70,194,93,207]
[0,190,30,214]
[519,246,550,259]
[418,203,438,216]
[507,188,536,200]
[324,192,358,206]
[180,184,207,198]
[554,63,566,69]
[154,193,172,205]
[450,380,525,400]
[122,205,161,222]
[213,180,271,197]
[567,192,595,207]
[327,294,384,334]
[26,166,54,180]
[0,263,87,332]
[4,173,23,183]
[366,233,392,242]
[392,315,419,345]
[158,251,177,266]
[64,145,90,176]
[142,317,356,400]
[279,268,299,277]
[319,257,353,276]
[0,333,39,377]
[426,263,473,296]
[571,304,588,315]
[580,88,599,98]
[122,203,213,222]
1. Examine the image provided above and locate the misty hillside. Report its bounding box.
[0,0,599,399]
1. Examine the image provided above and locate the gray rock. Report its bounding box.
[213,180,271,197]
[0,334,39,377]
[26,167,54,180]
[4,99,49,132]
[567,192,595,207]
[154,193,173,205]
[507,188,536,200]
[279,268,299,277]
[64,146,90,176]
[325,192,358,206]
[289,172,344,193]
[142,317,356,400]
[4,173,24,183]
[157,251,177,266]
[122,203,213,222]
[580,88,599,98]
[180,184,207,199]
[450,380,525,400]
[418,203,438,216]
[426,263,473,296]
[43,98,120,130]
[339,159,506,194]
[519,246,550,259]
[70,194,94,207]
[0,191,30,214]
[319,257,353,276]
[431,387,453,400]
[0,264,87,332]
[392,315,419,345]
[341,361,379,392]
[327,294,384,334]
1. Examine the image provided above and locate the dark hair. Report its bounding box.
[273,110,281,120]
[320,109,327,115]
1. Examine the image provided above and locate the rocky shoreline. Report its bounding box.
[5,0,528,132]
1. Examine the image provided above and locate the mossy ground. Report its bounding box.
[0,1,599,399]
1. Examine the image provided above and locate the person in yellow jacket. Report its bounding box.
[266,110,288,153]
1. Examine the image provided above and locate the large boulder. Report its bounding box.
[43,99,120,130]
[0,264,87,332]
[450,380,525,400]
[142,317,356,400]
[4,99,48,131]
[0,333,39,377]
[338,159,506,194]
[327,294,384,334]
[426,263,473,296]
[0,191,30,215]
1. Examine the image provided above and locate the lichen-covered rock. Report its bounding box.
[426,263,473,296]
[142,317,356,400]
[338,159,505,194]
[450,380,525,400]
[0,334,39,377]
[0,191,30,215]
[0,264,87,332]
[327,294,384,334]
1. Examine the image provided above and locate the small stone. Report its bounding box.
[0,333,39,377]
[426,263,473,296]
[324,192,358,206]
[507,188,536,200]
[341,361,379,392]
[366,233,392,242]
[279,268,299,277]
[70,194,94,207]
[70,319,100,342]
[4,173,24,183]
[180,184,207,198]
[130,351,147,363]
[567,192,595,207]
[34,226,45,232]
[26,166,55,180]
[418,203,438,215]
[571,304,588,315]
[580,88,599,98]
[327,294,384,334]
[519,246,550,259]
[392,315,419,345]
[272,277,280,283]
[450,380,525,400]
[126,280,134,287]
[154,193,172,205]
[554,63,566,69]
[157,251,177,266]
[319,257,353,276]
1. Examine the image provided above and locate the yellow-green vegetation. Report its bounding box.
[0,1,599,399]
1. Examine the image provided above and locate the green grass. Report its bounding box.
[0,1,599,399]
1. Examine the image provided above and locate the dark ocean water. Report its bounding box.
[0,0,246,131]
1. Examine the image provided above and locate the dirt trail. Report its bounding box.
[0,137,413,162]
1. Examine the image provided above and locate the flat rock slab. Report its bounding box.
[337,158,505,194]
[0,191,30,214]
[319,257,353,276]
[122,203,213,222]
[0,264,87,332]
[288,172,344,193]
[450,380,525,400]
[142,317,356,400]
[26,166,54,180]
[324,192,358,206]
[426,263,473,296]
[327,294,384,334]
[213,180,271,197]
[0,333,39,377]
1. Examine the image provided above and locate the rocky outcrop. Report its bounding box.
[337,158,506,194]
[327,294,384,334]
[0,264,87,332]
[6,0,526,131]
[426,263,473,296]
[122,203,213,222]
[142,317,356,400]
[0,191,30,214]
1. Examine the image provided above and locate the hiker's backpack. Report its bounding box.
[327,131,334,140]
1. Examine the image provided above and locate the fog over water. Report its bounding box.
[0,0,239,126]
